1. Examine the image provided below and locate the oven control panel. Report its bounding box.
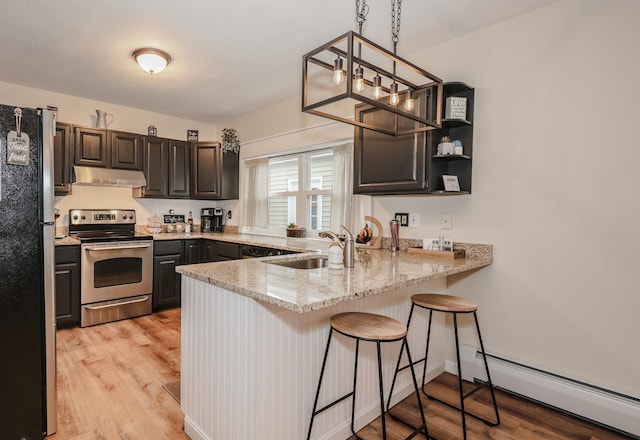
[69,209,136,225]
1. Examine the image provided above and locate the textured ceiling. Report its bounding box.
[0,0,557,125]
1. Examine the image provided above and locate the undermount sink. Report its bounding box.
[268,256,328,270]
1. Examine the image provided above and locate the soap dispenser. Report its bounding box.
[328,242,343,269]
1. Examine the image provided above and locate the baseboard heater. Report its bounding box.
[446,351,640,438]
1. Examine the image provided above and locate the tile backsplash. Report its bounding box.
[55,185,239,227]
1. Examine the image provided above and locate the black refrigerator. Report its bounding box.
[0,104,57,439]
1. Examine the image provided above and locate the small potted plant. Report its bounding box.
[286,222,306,238]
[437,135,455,155]
[221,128,241,154]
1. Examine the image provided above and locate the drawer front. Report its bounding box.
[215,241,240,260]
[55,245,80,264]
[154,240,183,256]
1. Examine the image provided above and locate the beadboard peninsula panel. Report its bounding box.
[181,276,446,440]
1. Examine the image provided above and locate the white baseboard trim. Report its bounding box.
[445,347,640,438]
[184,415,211,440]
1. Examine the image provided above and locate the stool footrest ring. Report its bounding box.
[313,391,354,416]
[387,410,432,439]
[422,388,500,427]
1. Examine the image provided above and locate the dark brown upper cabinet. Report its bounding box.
[135,138,191,199]
[354,106,428,194]
[109,131,143,170]
[191,142,239,200]
[139,136,169,198]
[168,140,191,198]
[354,82,474,195]
[74,126,109,167]
[54,122,73,195]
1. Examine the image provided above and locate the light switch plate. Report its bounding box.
[409,213,421,228]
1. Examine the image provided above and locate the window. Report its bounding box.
[267,149,333,234]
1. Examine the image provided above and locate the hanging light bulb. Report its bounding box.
[354,66,365,92]
[333,56,345,85]
[404,89,415,111]
[389,82,399,105]
[372,74,382,99]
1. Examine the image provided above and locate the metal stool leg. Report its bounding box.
[376,341,388,440]
[387,303,416,410]
[421,309,501,438]
[420,309,434,395]
[453,313,468,440]
[307,328,334,440]
[351,339,362,439]
[404,338,430,439]
[473,311,500,426]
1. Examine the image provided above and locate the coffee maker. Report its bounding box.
[212,207,224,232]
[200,208,215,233]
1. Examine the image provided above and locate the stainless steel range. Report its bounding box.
[69,209,153,327]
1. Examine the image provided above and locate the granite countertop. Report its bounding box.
[176,243,493,313]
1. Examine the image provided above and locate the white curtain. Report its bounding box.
[242,157,269,228]
[330,143,371,235]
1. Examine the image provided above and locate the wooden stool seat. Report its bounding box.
[308,312,429,439]
[331,312,407,341]
[412,293,478,313]
[389,292,500,440]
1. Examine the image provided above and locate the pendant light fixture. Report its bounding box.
[302,0,442,136]
[132,48,171,74]
[332,55,345,84]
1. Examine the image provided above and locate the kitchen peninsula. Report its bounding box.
[176,243,492,440]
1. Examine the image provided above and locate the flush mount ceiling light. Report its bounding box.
[132,48,171,74]
[302,0,443,136]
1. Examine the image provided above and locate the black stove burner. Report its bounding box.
[71,231,149,243]
[69,222,152,243]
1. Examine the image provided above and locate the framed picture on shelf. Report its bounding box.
[442,175,461,192]
[187,129,199,141]
[445,96,467,120]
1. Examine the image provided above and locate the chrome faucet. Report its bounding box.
[319,225,355,268]
[318,231,340,242]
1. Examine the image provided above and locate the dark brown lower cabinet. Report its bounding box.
[153,241,183,310]
[55,246,80,329]
[200,241,216,262]
[182,239,203,265]
[213,241,241,261]
[183,239,232,263]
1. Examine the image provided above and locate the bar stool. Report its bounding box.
[388,294,500,440]
[307,312,429,440]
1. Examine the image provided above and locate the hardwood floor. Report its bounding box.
[50,308,188,440]
[50,309,633,440]
[357,373,634,440]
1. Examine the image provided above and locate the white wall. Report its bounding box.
[220,0,640,399]
[0,80,240,226]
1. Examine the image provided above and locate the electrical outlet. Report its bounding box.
[227,211,232,219]
[441,213,452,230]
[409,213,421,228]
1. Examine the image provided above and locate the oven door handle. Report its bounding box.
[84,243,151,251]
[84,295,151,310]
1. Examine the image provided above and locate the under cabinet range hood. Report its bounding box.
[73,166,147,188]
